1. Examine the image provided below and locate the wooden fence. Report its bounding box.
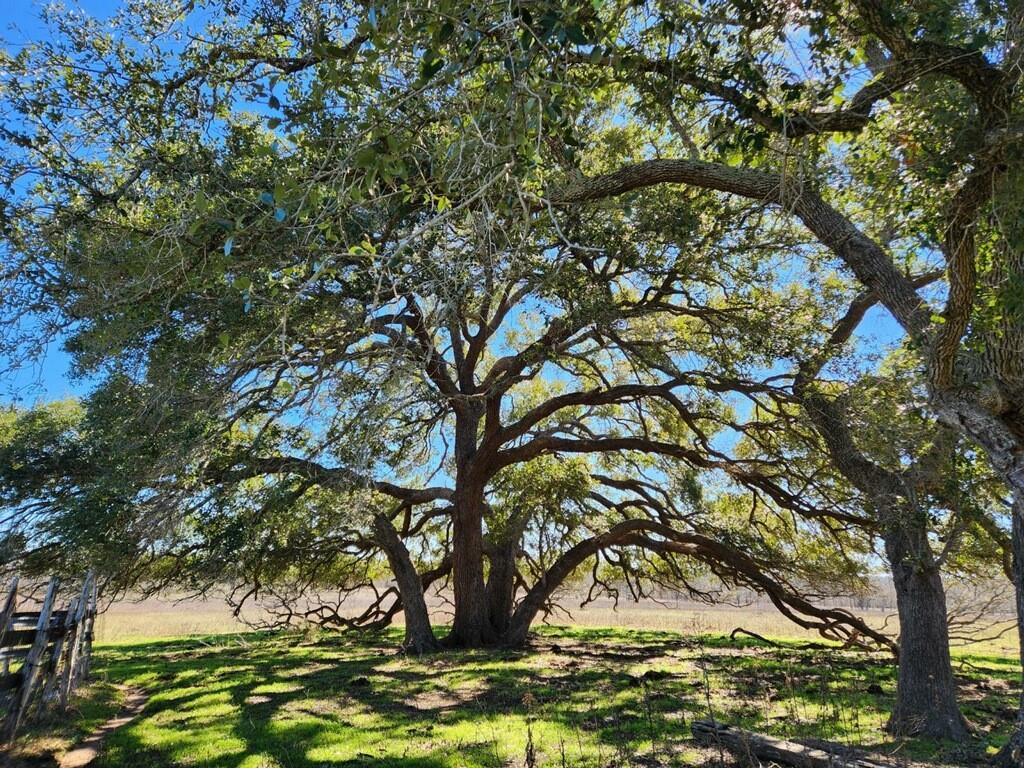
[0,573,97,743]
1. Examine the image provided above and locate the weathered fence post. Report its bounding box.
[78,578,98,681]
[0,577,18,675]
[41,595,78,705]
[2,576,58,742]
[59,572,94,708]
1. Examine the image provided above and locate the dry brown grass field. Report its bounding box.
[92,591,1020,659]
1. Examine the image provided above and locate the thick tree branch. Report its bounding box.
[212,455,454,503]
[550,158,933,340]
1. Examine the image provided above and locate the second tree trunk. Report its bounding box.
[884,517,969,740]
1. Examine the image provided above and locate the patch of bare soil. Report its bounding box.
[56,688,148,768]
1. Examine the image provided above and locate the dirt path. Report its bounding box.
[57,688,148,768]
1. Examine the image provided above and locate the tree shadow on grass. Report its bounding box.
[89,628,1018,768]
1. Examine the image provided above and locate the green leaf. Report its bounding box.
[565,25,589,46]
[420,52,445,81]
[354,147,377,167]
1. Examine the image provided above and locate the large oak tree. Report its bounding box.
[1,0,1020,756]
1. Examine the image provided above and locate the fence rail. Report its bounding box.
[0,573,97,743]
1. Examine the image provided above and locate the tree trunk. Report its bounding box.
[445,405,497,648]
[371,514,438,654]
[994,494,1024,767]
[503,580,550,648]
[448,485,495,646]
[503,523,629,647]
[486,524,525,636]
[485,514,532,634]
[882,513,969,740]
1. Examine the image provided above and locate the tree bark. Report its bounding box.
[447,483,495,647]
[485,536,519,636]
[882,513,969,740]
[447,407,496,648]
[371,514,438,654]
[504,521,658,647]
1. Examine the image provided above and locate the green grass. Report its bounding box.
[38,626,1012,768]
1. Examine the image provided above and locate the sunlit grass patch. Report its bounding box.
[54,627,1013,767]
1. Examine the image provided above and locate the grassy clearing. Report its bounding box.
[24,627,1009,768]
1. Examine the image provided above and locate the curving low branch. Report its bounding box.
[503,518,896,653]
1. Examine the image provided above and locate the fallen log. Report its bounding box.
[691,719,893,768]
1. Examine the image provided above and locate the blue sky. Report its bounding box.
[3,0,51,41]
[4,0,117,42]
[1,1,116,404]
